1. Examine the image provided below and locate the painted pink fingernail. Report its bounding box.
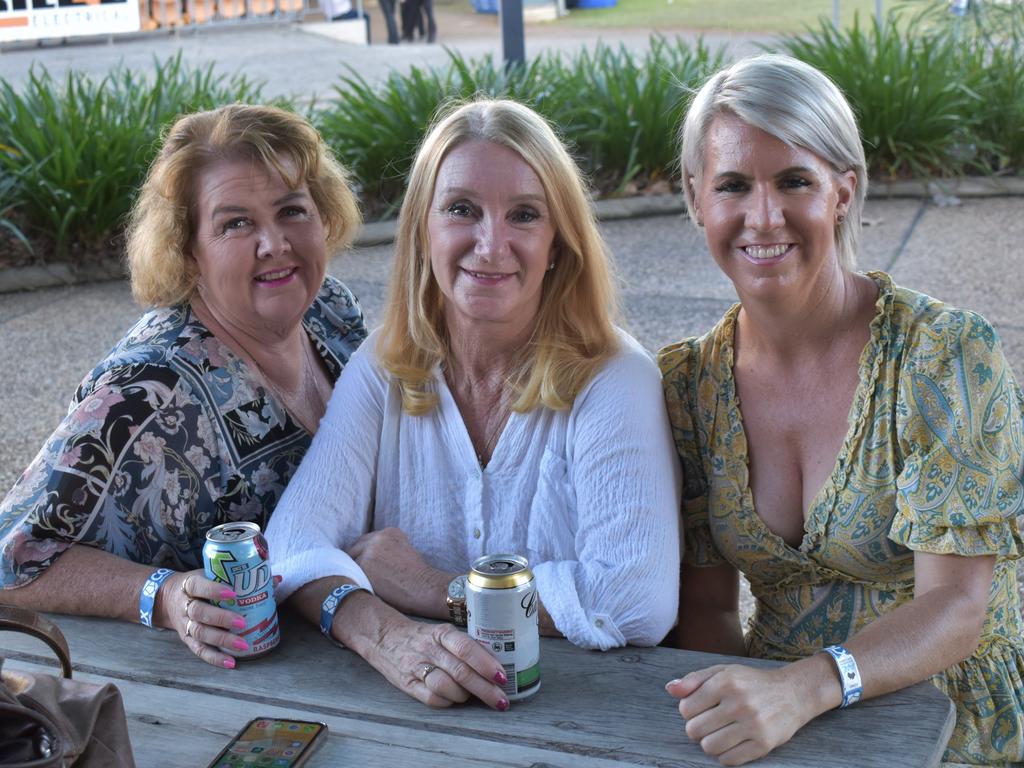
[272,575,283,586]
[232,617,247,629]
[494,670,508,685]
[232,639,249,651]
[220,588,237,599]
[223,658,236,669]
[496,698,510,712]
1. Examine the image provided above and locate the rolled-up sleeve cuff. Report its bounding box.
[272,547,374,603]
[533,562,625,651]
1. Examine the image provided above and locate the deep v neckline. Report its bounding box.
[436,367,515,473]
[720,273,891,555]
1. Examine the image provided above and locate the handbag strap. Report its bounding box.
[0,607,72,679]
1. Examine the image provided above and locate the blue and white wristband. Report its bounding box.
[320,583,369,640]
[821,644,864,708]
[139,568,175,628]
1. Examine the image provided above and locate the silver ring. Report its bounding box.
[418,663,438,683]
[183,597,196,619]
[185,619,196,638]
[180,575,191,596]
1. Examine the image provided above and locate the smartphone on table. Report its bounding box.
[206,718,327,767]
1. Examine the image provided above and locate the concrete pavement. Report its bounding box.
[0,9,766,105]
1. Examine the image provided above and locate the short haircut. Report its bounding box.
[127,103,360,307]
[377,98,620,416]
[680,53,867,269]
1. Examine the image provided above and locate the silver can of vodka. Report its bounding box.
[466,553,540,700]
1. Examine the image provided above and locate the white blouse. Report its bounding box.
[266,328,681,649]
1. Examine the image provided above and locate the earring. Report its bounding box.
[547,262,555,271]
[836,213,846,224]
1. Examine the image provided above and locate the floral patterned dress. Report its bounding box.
[0,277,366,588]
[659,272,1024,765]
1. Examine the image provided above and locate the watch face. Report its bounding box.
[447,574,467,601]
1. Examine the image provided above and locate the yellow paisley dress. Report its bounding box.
[658,272,1024,766]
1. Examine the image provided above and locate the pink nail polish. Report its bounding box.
[232,638,249,651]
[496,698,509,712]
[222,658,236,669]
[232,616,247,629]
[220,588,237,599]
[494,670,508,685]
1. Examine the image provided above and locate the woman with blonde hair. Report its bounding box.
[0,104,367,669]
[266,98,680,711]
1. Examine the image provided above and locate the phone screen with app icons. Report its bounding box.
[207,718,327,767]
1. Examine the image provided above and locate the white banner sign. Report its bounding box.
[1,0,140,43]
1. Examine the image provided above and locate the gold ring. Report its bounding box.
[418,663,438,683]
[185,619,196,638]
[180,575,191,596]
[183,597,195,619]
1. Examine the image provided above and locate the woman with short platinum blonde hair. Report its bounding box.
[679,54,867,271]
[660,54,1024,766]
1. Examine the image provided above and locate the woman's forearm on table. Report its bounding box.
[0,544,160,624]
[782,552,994,718]
[287,575,403,660]
[837,559,992,700]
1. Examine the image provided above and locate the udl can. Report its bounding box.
[203,521,280,658]
[466,554,540,700]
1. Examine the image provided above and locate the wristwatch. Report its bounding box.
[447,574,468,628]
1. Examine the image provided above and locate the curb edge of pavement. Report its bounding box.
[2,176,1022,294]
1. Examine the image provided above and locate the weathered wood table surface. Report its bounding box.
[2,612,954,767]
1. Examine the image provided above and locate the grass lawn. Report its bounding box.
[554,0,903,32]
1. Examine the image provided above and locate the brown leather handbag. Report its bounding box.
[0,606,136,767]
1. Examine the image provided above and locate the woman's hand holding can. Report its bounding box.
[157,570,249,669]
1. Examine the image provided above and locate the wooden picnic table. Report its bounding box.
[2,611,954,767]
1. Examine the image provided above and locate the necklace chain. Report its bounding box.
[192,296,327,433]
[444,363,511,468]
[259,335,326,434]
[217,322,326,433]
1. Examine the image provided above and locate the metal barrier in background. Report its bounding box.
[139,0,311,31]
[0,0,316,49]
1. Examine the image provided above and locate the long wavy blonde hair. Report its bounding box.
[378,98,620,416]
[127,104,360,307]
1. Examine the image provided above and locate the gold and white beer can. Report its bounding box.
[466,554,540,700]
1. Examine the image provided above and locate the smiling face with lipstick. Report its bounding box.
[189,156,328,340]
[690,112,856,306]
[426,140,556,340]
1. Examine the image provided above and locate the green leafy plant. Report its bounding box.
[318,39,724,215]
[898,0,1024,49]
[0,53,263,259]
[549,37,726,193]
[316,51,564,218]
[897,0,1024,173]
[0,163,33,257]
[1,26,1021,268]
[779,14,985,178]
[971,43,1024,171]
[316,63,454,219]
